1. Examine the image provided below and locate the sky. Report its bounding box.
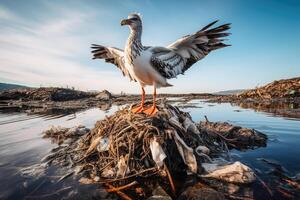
[0,0,299,94]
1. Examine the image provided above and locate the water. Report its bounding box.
[0,100,299,199]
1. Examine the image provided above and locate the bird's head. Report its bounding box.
[121,13,142,30]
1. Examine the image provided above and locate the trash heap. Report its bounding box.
[39,102,267,199]
[237,77,300,99]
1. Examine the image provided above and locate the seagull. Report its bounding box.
[91,13,231,116]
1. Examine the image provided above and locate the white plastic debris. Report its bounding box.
[85,137,102,156]
[97,137,110,152]
[183,117,200,134]
[202,161,256,184]
[150,137,166,168]
[173,131,197,173]
[169,117,185,132]
[116,155,129,177]
[101,168,115,178]
[202,163,220,172]
[202,157,230,172]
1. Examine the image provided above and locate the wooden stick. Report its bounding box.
[226,194,254,200]
[106,181,138,192]
[283,178,300,189]
[164,163,176,195]
[25,186,72,199]
[255,174,273,197]
[204,115,209,122]
[105,183,132,200]
[98,167,157,184]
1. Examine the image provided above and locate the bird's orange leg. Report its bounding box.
[131,87,145,113]
[143,86,158,116]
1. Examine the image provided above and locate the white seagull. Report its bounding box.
[92,13,231,116]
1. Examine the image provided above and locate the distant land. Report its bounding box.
[0,83,29,91]
[214,89,245,95]
[0,82,245,95]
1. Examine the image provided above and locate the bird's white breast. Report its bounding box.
[126,50,168,87]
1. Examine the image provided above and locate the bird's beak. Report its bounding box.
[121,19,131,26]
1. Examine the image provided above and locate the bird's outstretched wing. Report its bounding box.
[150,20,231,79]
[91,44,136,81]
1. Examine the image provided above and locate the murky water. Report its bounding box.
[0,100,299,199]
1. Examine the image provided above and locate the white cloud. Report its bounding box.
[0,4,142,93]
[0,5,16,20]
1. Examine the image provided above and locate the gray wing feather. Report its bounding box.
[91,44,136,81]
[150,47,185,78]
[151,21,231,79]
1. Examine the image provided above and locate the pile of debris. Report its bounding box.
[237,77,300,99]
[198,120,267,150]
[208,77,300,104]
[33,102,268,199]
[0,87,94,101]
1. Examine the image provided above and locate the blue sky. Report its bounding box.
[0,0,299,93]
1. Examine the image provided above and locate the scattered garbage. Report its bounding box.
[198,120,267,150]
[202,161,256,184]
[43,125,90,145]
[23,102,270,199]
[150,137,166,168]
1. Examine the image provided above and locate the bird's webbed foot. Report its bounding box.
[131,105,145,113]
[143,105,158,116]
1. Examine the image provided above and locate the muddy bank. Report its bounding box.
[0,87,95,101]
[208,77,300,119]
[0,87,98,114]
[0,87,212,115]
[1,83,300,120]
[211,77,300,102]
[20,102,273,200]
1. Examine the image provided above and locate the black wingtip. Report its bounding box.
[200,20,219,31]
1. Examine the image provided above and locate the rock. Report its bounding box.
[96,90,112,101]
[195,145,210,155]
[65,126,90,136]
[178,183,225,200]
[202,161,256,184]
[147,186,172,200]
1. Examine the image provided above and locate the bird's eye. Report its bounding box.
[131,18,138,21]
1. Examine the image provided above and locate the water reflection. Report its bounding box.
[232,101,300,120]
